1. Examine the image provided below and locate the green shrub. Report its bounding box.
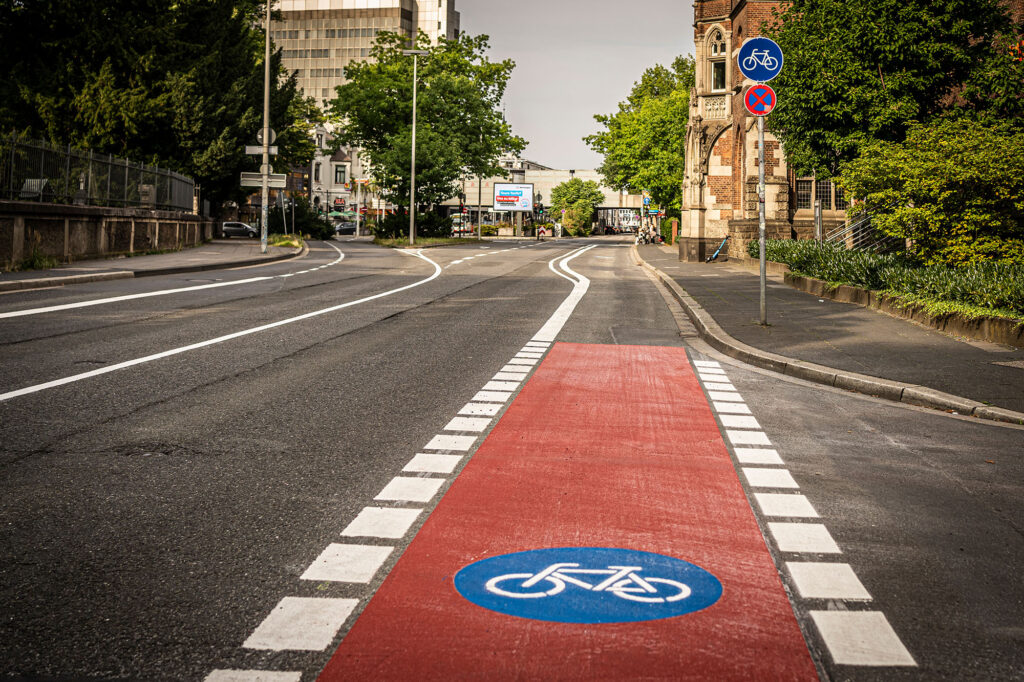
[373,210,452,240]
[16,248,59,271]
[751,238,1024,317]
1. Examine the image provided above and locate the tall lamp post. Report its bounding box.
[259,0,272,254]
[402,49,429,246]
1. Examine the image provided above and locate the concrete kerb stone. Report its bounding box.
[632,245,1024,426]
[0,271,134,292]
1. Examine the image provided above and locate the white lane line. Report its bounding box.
[443,417,491,432]
[720,414,761,429]
[473,390,512,403]
[341,507,421,539]
[493,372,527,381]
[698,371,729,381]
[507,358,538,366]
[727,430,772,446]
[526,341,550,348]
[403,453,463,474]
[704,381,736,392]
[0,250,440,402]
[697,367,726,374]
[515,352,545,359]
[0,276,275,319]
[809,612,917,666]
[374,477,446,503]
[734,447,784,465]
[709,391,744,402]
[787,562,872,600]
[423,434,477,451]
[482,380,520,392]
[755,493,819,518]
[498,365,531,375]
[768,522,841,553]
[205,671,302,682]
[713,402,752,415]
[243,597,357,651]
[299,544,393,583]
[534,245,599,341]
[459,402,503,416]
[743,467,800,489]
[693,360,720,367]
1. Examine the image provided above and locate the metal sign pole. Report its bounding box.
[260,0,271,254]
[758,114,767,326]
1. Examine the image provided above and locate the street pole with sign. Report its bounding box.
[402,49,429,245]
[737,37,783,326]
[259,0,272,254]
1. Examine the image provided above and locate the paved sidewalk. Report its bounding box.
[638,244,1024,418]
[0,239,306,291]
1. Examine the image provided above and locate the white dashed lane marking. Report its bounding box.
[374,477,446,503]
[340,507,422,539]
[693,357,916,668]
[243,597,358,651]
[403,453,463,474]
[205,671,301,682]
[300,544,394,584]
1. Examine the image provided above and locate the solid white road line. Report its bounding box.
[786,562,872,600]
[713,401,752,414]
[809,611,916,666]
[299,544,394,583]
[458,403,503,416]
[2,242,346,319]
[709,391,745,402]
[472,390,512,403]
[341,507,421,539]
[534,245,598,342]
[243,597,357,651]
[0,250,440,402]
[443,417,491,432]
[755,493,820,518]
[719,414,761,429]
[704,381,737,392]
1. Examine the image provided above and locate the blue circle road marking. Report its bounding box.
[454,547,723,624]
[737,37,784,83]
[744,85,777,116]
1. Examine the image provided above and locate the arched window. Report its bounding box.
[708,30,727,92]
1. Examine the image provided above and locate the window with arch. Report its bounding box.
[708,30,727,92]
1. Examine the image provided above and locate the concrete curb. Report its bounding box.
[633,246,1024,426]
[0,245,307,292]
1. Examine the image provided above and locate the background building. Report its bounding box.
[272,0,461,227]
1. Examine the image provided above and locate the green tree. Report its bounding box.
[550,178,605,236]
[584,57,694,215]
[765,0,1018,176]
[329,31,525,212]
[0,0,317,206]
[839,119,1024,266]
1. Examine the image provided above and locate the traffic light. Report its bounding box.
[539,204,545,215]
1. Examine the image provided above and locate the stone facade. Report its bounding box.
[681,0,847,261]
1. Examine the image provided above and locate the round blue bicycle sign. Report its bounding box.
[737,37,784,83]
[454,547,723,624]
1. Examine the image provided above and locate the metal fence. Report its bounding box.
[825,211,900,253]
[0,133,195,212]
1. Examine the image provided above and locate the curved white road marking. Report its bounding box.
[0,242,346,319]
[0,250,441,402]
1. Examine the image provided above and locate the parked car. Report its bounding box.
[222,222,258,238]
[335,221,357,235]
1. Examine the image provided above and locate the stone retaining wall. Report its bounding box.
[0,201,215,271]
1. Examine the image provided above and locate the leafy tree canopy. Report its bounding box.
[329,31,525,209]
[584,57,694,215]
[550,177,605,236]
[765,0,1020,176]
[0,0,320,206]
[839,118,1024,266]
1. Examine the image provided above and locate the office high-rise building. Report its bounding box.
[276,0,461,108]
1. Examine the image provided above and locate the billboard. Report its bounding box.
[493,183,534,212]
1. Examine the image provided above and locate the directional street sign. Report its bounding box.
[240,172,287,189]
[737,37,784,83]
[744,84,777,117]
[245,146,278,156]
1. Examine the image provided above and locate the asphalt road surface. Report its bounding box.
[1,237,1021,681]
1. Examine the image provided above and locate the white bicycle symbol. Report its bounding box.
[485,563,692,604]
[742,49,779,72]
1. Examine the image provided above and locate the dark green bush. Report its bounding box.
[750,239,1024,317]
[373,210,453,239]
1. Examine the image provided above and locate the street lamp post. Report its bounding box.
[402,49,428,246]
[259,0,271,254]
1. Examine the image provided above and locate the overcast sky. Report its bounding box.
[458,0,696,170]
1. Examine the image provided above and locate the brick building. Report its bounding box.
[680,0,1023,262]
[680,0,845,261]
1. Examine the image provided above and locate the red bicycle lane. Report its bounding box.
[319,343,817,680]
